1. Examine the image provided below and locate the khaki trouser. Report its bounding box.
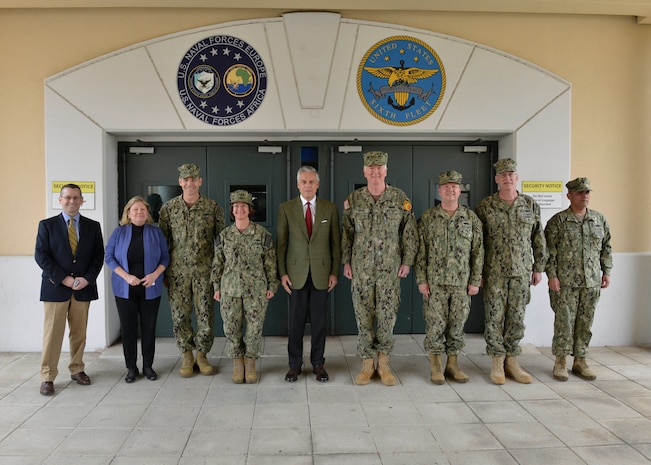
[41,295,90,382]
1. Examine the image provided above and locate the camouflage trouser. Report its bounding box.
[167,272,215,353]
[352,272,400,358]
[220,294,268,359]
[550,286,601,357]
[423,285,471,355]
[483,275,530,356]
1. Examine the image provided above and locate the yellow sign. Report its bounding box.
[52,181,96,193]
[51,181,96,210]
[522,181,562,192]
[522,181,563,209]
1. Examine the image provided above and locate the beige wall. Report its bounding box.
[1,8,649,255]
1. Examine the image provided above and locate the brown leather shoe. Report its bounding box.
[71,372,91,385]
[40,381,54,396]
[313,364,329,382]
[285,368,301,382]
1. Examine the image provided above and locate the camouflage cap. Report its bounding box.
[363,151,388,166]
[178,163,201,178]
[494,158,517,174]
[438,170,462,185]
[566,177,591,192]
[230,189,253,206]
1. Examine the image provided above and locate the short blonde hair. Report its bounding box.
[120,196,154,226]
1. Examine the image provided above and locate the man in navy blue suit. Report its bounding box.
[35,184,104,395]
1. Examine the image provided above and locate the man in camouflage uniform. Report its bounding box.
[475,158,547,385]
[545,177,612,381]
[342,151,418,386]
[415,170,484,384]
[212,190,279,384]
[159,163,225,378]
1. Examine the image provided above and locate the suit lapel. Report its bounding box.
[290,197,310,240]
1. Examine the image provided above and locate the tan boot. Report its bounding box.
[490,355,506,385]
[180,351,195,378]
[196,351,216,376]
[355,358,375,385]
[232,357,244,384]
[377,353,397,386]
[572,356,596,380]
[505,356,532,384]
[553,356,568,381]
[244,357,258,383]
[444,354,469,383]
[428,354,445,385]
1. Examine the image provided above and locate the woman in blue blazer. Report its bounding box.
[106,196,169,383]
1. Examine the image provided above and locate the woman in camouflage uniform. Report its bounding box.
[212,190,279,384]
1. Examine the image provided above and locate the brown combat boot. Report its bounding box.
[355,358,375,385]
[196,351,216,376]
[572,357,596,380]
[377,353,397,386]
[244,357,258,383]
[180,351,195,378]
[490,355,506,385]
[232,357,244,384]
[428,354,445,385]
[444,354,469,383]
[553,356,568,381]
[505,356,532,384]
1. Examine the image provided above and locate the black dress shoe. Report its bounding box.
[71,371,91,385]
[143,367,157,381]
[313,364,329,382]
[40,381,54,396]
[125,368,139,384]
[285,368,301,382]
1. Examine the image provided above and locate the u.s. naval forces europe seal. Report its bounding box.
[177,35,267,126]
[357,36,445,126]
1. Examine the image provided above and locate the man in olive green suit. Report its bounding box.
[277,166,341,382]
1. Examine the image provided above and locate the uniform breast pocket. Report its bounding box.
[516,208,535,225]
[591,224,605,245]
[458,221,473,240]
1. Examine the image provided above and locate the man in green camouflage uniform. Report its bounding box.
[415,170,484,384]
[475,158,547,385]
[545,177,612,382]
[342,151,418,386]
[159,163,225,378]
[212,190,279,384]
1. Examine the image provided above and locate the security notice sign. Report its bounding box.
[522,181,562,209]
[52,181,96,210]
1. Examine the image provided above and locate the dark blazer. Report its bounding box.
[277,197,341,290]
[35,213,105,302]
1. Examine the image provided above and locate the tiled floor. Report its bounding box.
[1,334,651,465]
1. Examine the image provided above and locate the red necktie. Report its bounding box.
[305,202,312,238]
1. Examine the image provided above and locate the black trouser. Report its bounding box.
[115,295,160,370]
[288,274,328,369]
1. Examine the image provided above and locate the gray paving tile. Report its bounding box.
[249,426,312,455]
[446,449,518,465]
[362,401,424,426]
[371,424,440,453]
[312,425,376,454]
[119,427,191,456]
[379,451,450,465]
[309,402,368,427]
[509,447,586,465]
[486,422,563,449]
[315,453,382,465]
[54,427,132,456]
[468,400,537,423]
[429,423,503,451]
[573,444,651,464]
[415,401,479,424]
[598,417,651,444]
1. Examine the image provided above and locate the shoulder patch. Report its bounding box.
[403,200,412,211]
[344,199,350,210]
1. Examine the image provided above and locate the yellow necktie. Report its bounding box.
[68,218,78,255]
